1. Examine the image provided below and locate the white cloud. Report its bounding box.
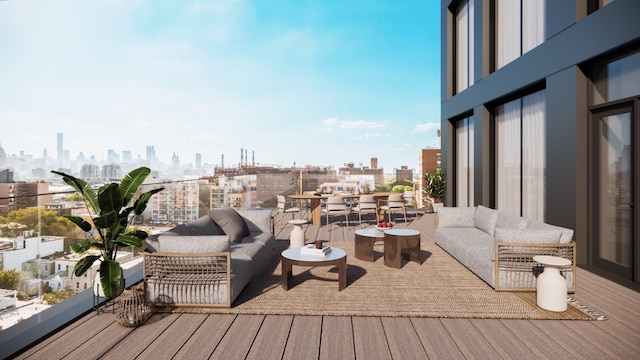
[322,118,386,130]
[413,122,440,133]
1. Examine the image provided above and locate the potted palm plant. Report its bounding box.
[52,167,163,299]
[424,168,446,212]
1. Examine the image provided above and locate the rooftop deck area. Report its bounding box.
[11,211,640,359]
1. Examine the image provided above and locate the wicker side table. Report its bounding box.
[115,284,151,327]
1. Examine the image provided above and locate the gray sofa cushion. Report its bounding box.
[209,205,250,243]
[495,211,528,229]
[157,235,230,253]
[185,215,223,235]
[526,220,574,243]
[236,209,272,234]
[474,205,499,236]
[494,228,561,244]
[437,207,475,228]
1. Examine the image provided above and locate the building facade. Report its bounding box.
[441,0,640,287]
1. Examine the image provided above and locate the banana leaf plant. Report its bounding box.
[52,167,163,298]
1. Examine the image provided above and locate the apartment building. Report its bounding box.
[441,0,640,287]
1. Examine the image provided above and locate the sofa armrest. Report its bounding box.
[494,241,576,293]
[143,251,232,308]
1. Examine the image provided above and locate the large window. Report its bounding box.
[495,90,546,221]
[456,116,474,206]
[592,50,640,105]
[455,0,474,93]
[495,0,545,69]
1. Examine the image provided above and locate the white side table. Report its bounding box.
[288,219,308,248]
[533,255,572,312]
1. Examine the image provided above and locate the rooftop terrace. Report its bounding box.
[6,211,640,359]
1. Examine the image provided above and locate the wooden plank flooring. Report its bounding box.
[12,211,640,359]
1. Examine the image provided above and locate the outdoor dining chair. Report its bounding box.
[322,195,351,228]
[276,194,300,230]
[352,194,378,224]
[378,193,407,223]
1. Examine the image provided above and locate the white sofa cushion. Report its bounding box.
[494,228,561,244]
[526,220,574,243]
[437,207,475,228]
[474,205,500,236]
[495,211,528,229]
[157,235,230,253]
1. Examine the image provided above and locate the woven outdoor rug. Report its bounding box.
[161,240,605,320]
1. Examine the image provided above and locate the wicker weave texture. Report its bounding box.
[495,241,576,292]
[144,252,231,308]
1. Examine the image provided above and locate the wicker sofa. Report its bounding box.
[143,206,275,308]
[434,206,576,292]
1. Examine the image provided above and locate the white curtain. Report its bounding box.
[496,0,520,68]
[456,117,474,207]
[496,99,522,215]
[496,90,546,220]
[522,91,546,221]
[522,0,545,54]
[456,0,474,93]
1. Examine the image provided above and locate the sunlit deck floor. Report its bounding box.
[14,211,640,359]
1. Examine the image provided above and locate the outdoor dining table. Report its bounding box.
[288,192,395,227]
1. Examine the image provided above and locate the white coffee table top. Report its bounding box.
[533,255,571,267]
[355,228,385,238]
[384,228,420,236]
[288,219,308,225]
[282,246,346,262]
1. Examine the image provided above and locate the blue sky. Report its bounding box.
[0,0,440,173]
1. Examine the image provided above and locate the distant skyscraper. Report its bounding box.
[0,142,6,167]
[146,145,157,161]
[57,133,63,161]
[195,153,202,168]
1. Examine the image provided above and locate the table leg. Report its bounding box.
[384,236,401,268]
[309,198,322,226]
[355,234,375,261]
[338,257,346,291]
[281,258,293,290]
[403,236,421,264]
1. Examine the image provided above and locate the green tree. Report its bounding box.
[43,290,76,305]
[0,269,23,290]
[0,208,80,238]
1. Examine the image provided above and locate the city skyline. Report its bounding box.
[0,1,441,173]
[0,131,431,173]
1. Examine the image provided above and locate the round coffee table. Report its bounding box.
[281,246,347,291]
[354,228,385,261]
[383,228,421,268]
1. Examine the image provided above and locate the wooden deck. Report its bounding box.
[13,211,640,359]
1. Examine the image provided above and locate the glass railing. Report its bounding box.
[0,170,393,357]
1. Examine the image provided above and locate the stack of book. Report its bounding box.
[300,244,331,258]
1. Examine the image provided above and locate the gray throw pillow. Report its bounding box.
[157,235,230,253]
[474,205,500,236]
[494,228,562,244]
[208,205,250,243]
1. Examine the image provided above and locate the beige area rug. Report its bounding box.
[161,240,605,320]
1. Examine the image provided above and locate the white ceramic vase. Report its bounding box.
[536,266,568,312]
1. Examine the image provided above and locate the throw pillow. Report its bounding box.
[437,207,475,228]
[495,211,528,229]
[208,205,251,243]
[494,228,562,244]
[157,235,230,253]
[474,205,500,236]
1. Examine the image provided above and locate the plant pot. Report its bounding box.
[93,268,125,298]
[432,202,443,213]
